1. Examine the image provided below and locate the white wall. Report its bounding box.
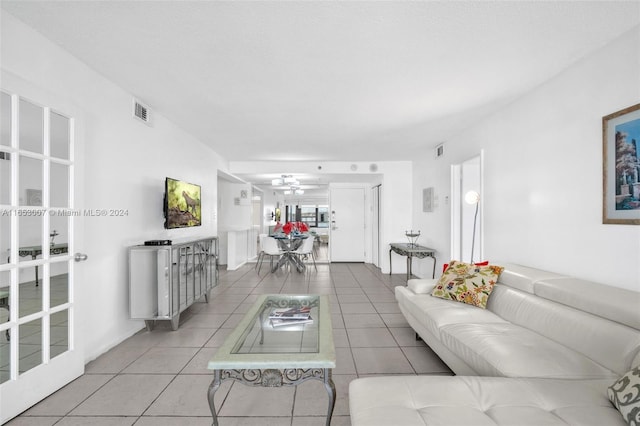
[260,186,280,232]
[379,163,413,274]
[217,180,252,266]
[217,181,252,230]
[1,12,228,361]
[412,26,640,290]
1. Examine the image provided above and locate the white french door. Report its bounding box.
[330,187,365,262]
[0,72,85,423]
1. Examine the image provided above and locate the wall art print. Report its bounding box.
[603,103,640,225]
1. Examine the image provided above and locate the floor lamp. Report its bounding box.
[464,191,480,263]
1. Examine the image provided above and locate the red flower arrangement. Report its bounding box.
[282,222,294,235]
[275,221,310,235]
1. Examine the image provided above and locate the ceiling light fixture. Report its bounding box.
[283,185,304,196]
[272,174,299,186]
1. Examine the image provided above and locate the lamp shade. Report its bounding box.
[465,190,480,204]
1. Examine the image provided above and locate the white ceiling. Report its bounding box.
[2,1,639,166]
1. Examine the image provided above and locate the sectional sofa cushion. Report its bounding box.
[350,376,625,426]
[487,284,640,377]
[534,277,640,330]
[495,263,566,293]
[440,322,618,379]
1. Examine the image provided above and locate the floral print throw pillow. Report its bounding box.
[431,260,504,309]
[608,365,640,426]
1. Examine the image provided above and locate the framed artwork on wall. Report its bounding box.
[603,103,640,225]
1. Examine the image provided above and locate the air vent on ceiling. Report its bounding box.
[132,99,151,126]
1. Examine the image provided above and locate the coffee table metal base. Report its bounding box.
[207,368,335,426]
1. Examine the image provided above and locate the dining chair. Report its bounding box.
[311,232,320,257]
[257,236,283,274]
[254,233,268,271]
[293,236,317,272]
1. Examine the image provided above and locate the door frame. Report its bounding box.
[371,184,382,268]
[0,70,85,423]
[451,151,484,263]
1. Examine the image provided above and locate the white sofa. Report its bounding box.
[349,263,640,425]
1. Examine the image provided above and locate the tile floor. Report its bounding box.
[7,262,452,426]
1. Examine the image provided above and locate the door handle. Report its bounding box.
[74,253,88,262]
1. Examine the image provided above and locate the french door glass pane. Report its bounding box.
[18,215,42,264]
[50,162,69,208]
[50,309,68,359]
[0,215,9,265]
[0,363,6,385]
[18,267,41,317]
[49,214,68,259]
[50,112,69,160]
[50,261,69,308]
[0,271,10,385]
[19,156,42,207]
[0,149,12,206]
[0,92,11,147]
[19,318,41,374]
[18,99,43,154]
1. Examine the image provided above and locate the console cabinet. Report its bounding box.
[129,236,218,330]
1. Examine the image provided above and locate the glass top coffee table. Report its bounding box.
[207,294,336,426]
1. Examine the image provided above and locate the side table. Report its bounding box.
[389,243,436,281]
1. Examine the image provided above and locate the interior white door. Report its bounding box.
[330,187,365,262]
[0,73,85,423]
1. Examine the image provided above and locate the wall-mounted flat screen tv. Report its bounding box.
[164,177,202,229]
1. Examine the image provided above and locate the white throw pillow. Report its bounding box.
[608,365,640,425]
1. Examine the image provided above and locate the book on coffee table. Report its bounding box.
[270,316,314,327]
[268,306,311,320]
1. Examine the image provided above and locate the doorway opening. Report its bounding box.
[451,152,483,263]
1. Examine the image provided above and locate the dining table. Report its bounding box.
[270,233,308,272]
